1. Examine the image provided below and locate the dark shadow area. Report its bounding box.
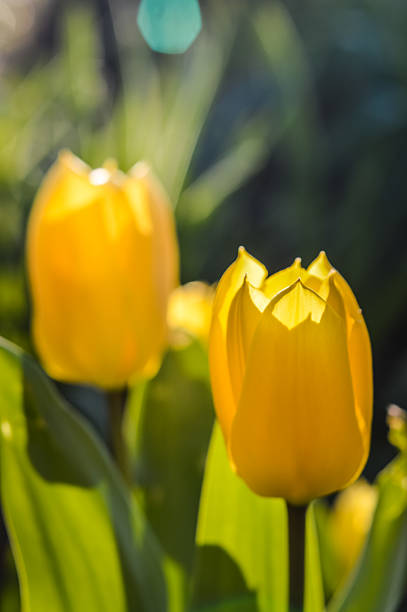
[55,381,109,442]
[22,356,99,487]
[135,345,214,573]
[190,544,259,612]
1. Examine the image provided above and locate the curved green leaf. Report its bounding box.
[192,423,324,612]
[0,337,167,612]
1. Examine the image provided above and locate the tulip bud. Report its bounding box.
[209,248,373,505]
[168,281,214,347]
[27,151,179,389]
[387,404,407,452]
[330,480,377,582]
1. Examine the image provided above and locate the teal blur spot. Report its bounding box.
[137,0,202,54]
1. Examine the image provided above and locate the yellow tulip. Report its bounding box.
[167,281,214,346]
[27,151,179,389]
[209,247,373,505]
[330,479,377,581]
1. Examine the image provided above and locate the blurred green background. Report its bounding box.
[1,0,407,502]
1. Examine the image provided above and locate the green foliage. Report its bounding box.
[192,424,324,612]
[327,408,407,612]
[125,341,214,611]
[0,548,20,612]
[0,337,167,612]
[0,269,28,351]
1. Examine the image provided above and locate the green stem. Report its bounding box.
[106,389,130,483]
[287,502,308,612]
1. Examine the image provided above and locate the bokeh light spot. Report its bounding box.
[137,0,201,54]
[1,420,12,440]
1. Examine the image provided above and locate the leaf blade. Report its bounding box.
[0,337,167,612]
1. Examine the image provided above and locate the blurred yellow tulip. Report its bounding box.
[387,403,407,452]
[27,151,179,389]
[330,480,377,581]
[209,247,373,504]
[168,281,214,347]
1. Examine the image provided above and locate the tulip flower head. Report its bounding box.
[209,248,373,505]
[330,479,377,582]
[168,281,214,347]
[27,151,179,389]
[387,404,407,452]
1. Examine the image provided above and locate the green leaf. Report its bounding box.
[313,500,343,601]
[124,341,214,611]
[328,410,407,612]
[125,342,214,600]
[0,337,167,612]
[192,424,324,612]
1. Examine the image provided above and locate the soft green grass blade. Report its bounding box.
[155,33,230,205]
[328,417,407,612]
[177,113,272,225]
[0,337,167,612]
[192,423,324,612]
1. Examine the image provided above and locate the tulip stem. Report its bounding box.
[287,503,307,612]
[107,389,130,484]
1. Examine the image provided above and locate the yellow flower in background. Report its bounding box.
[387,403,407,452]
[330,480,377,581]
[168,281,214,347]
[27,151,179,389]
[209,247,373,505]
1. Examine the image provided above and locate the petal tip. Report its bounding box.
[58,149,87,171]
[102,158,118,173]
[307,250,334,278]
[318,250,333,268]
[129,160,152,179]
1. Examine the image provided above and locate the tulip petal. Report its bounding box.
[307,251,362,320]
[32,188,146,386]
[226,280,266,405]
[213,247,268,325]
[307,250,332,280]
[31,151,97,222]
[230,280,364,504]
[127,162,179,303]
[209,248,267,441]
[346,316,373,477]
[124,163,179,371]
[314,273,347,321]
[261,257,307,298]
[307,255,373,471]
